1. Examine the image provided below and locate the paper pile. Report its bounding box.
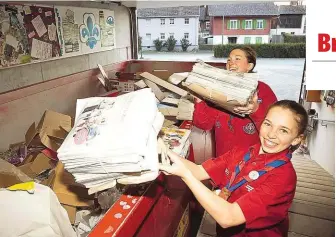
[160,127,191,158]
[183,61,259,114]
[57,89,164,193]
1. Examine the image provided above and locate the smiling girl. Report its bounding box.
[160,100,308,237]
[193,47,277,157]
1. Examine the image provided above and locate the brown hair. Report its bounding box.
[232,46,257,73]
[267,100,308,135]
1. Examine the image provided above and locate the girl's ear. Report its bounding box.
[248,63,254,71]
[291,134,304,147]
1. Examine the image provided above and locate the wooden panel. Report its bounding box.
[294,192,334,206]
[290,201,335,221]
[296,181,335,192]
[289,213,335,237]
[295,186,334,199]
[306,90,322,102]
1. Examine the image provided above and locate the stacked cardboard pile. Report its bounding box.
[57,89,164,193]
[1,110,94,224]
[183,61,259,115]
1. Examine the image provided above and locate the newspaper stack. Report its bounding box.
[57,89,164,192]
[183,61,259,114]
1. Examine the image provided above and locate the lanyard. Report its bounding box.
[225,150,292,192]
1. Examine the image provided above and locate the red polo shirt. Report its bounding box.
[202,143,297,237]
[193,81,277,157]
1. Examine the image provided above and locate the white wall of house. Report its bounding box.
[270,28,303,35]
[270,15,306,35]
[213,35,270,45]
[307,101,335,176]
[138,17,199,51]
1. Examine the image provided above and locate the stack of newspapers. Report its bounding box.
[183,61,259,113]
[57,89,164,192]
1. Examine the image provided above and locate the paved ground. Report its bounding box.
[140,51,306,101]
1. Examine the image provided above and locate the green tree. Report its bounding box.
[180,38,192,52]
[166,35,177,51]
[153,38,164,51]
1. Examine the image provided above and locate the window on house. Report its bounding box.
[146,33,151,41]
[245,20,252,29]
[228,37,237,44]
[170,18,174,25]
[169,33,174,38]
[160,33,165,40]
[184,33,189,39]
[146,19,151,24]
[185,18,189,24]
[256,20,264,29]
[205,21,210,29]
[256,37,262,44]
[291,32,295,35]
[160,19,165,25]
[229,20,238,29]
[244,37,251,44]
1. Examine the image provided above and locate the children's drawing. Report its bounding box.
[73,100,114,145]
[79,13,100,49]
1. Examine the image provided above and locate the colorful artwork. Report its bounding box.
[73,100,114,145]
[0,4,115,68]
[0,4,31,67]
[79,13,100,49]
[99,11,115,47]
[22,5,60,60]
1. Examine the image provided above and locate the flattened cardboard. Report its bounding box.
[168,72,189,85]
[140,72,188,97]
[144,79,165,101]
[182,82,246,117]
[151,70,173,80]
[159,107,178,117]
[0,159,32,188]
[25,110,72,151]
[18,153,54,179]
[53,162,94,207]
[62,204,77,224]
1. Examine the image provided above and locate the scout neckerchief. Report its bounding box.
[218,150,292,200]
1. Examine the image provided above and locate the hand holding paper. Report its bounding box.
[233,92,259,115]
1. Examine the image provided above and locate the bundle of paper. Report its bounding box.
[159,127,191,158]
[183,61,259,115]
[57,89,164,193]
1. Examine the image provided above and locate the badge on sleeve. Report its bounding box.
[248,170,259,180]
[243,122,256,135]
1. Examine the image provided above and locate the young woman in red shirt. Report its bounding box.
[160,100,308,237]
[193,46,277,157]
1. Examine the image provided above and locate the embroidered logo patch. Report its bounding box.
[246,185,254,192]
[257,98,263,104]
[225,168,229,176]
[243,122,256,135]
[215,120,221,128]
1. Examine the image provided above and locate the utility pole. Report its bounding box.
[222,15,224,44]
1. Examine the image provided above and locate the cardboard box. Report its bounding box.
[18,153,54,179]
[25,110,72,152]
[0,159,32,188]
[52,162,94,207]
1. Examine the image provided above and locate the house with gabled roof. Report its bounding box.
[208,2,278,45]
[137,6,200,51]
[271,4,306,36]
[199,5,210,38]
